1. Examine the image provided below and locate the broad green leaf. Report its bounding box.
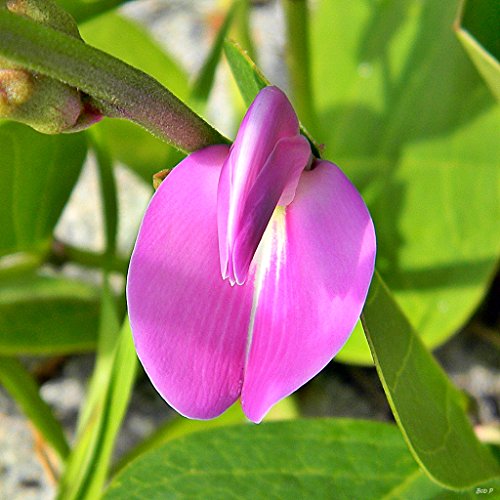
[455,0,500,101]
[112,396,298,475]
[311,0,500,364]
[0,356,69,461]
[57,290,137,500]
[80,12,189,181]
[458,0,500,59]
[0,122,87,256]
[104,419,464,499]
[190,1,239,111]
[0,273,99,355]
[224,39,322,157]
[362,271,500,489]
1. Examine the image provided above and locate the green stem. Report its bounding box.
[51,241,129,274]
[0,9,228,152]
[282,0,318,134]
[91,131,118,259]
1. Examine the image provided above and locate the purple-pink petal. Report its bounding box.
[127,145,254,419]
[225,134,311,285]
[241,160,376,422]
[127,86,376,424]
[218,86,303,286]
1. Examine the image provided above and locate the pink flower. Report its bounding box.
[127,87,376,423]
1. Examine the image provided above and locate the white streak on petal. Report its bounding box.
[245,206,287,369]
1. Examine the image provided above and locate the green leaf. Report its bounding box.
[104,419,463,499]
[224,39,322,157]
[93,120,186,183]
[311,0,500,364]
[0,273,100,355]
[0,251,44,279]
[457,0,500,59]
[57,290,137,500]
[0,356,69,461]
[283,0,318,134]
[361,271,500,490]
[112,396,298,475]
[0,122,87,256]
[80,11,189,103]
[75,280,121,436]
[80,12,189,180]
[233,0,257,63]
[190,1,239,110]
[0,9,227,153]
[455,0,500,101]
[56,0,132,23]
[224,39,270,105]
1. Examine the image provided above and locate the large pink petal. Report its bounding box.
[241,160,376,422]
[218,86,302,285]
[127,145,254,419]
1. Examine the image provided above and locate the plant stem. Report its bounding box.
[0,9,228,152]
[51,241,129,274]
[282,0,318,135]
[91,131,118,259]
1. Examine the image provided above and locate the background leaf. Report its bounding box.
[458,0,500,59]
[310,0,500,364]
[0,273,100,355]
[361,271,500,489]
[104,419,468,499]
[0,356,69,461]
[56,0,132,23]
[112,396,298,475]
[80,12,189,181]
[455,0,500,101]
[190,1,239,111]
[57,288,137,500]
[224,39,321,156]
[0,122,87,256]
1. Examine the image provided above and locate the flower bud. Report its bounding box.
[0,69,86,134]
[0,0,102,133]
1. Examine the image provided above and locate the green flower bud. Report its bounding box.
[0,0,102,133]
[0,68,85,134]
